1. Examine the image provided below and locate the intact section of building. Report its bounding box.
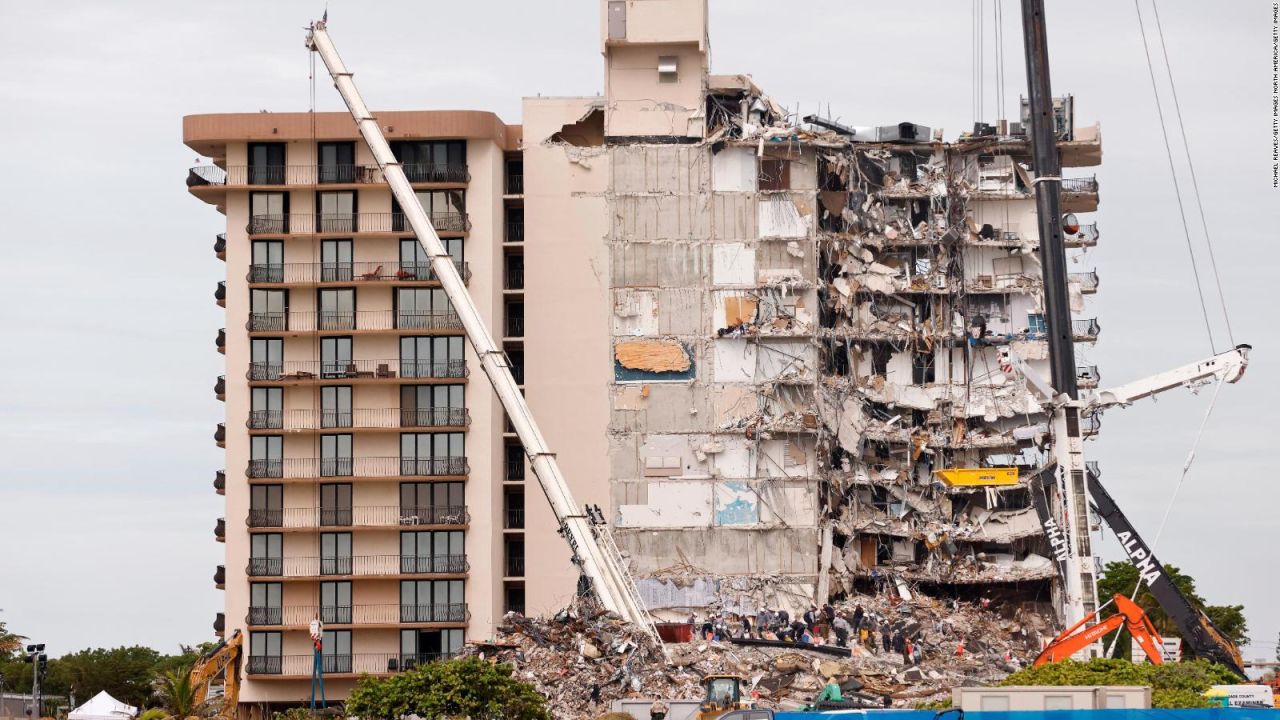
[186,0,1104,710]
[185,111,525,706]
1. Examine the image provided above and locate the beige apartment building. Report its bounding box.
[185,0,1102,712]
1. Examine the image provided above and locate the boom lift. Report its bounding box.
[1017,0,1247,674]
[304,19,660,647]
[1035,594,1165,666]
[189,630,242,720]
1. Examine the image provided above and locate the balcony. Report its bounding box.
[1064,222,1099,248]
[214,565,225,588]
[246,504,469,529]
[506,350,524,385]
[245,311,464,334]
[1069,270,1099,294]
[214,375,225,401]
[1073,318,1101,341]
[246,407,469,432]
[1061,176,1098,194]
[505,508,525,530]
[506,218,524,243]
[188,163,469,187]
[215,281,226,307]
[246,212,470,236]
[213,613,225,637]
[214,518,225,542]
[216,328,225,353]
[505,549,525,578]
[214,423,225,447]
[246,604,469,628]
[246,651,459,678]
[247,456,469,480]
[506,172,524,195]
[505,454,525,481]
[214,233,226,259]
[505,264,524,291]
[504,308,524,338]
[245,554,469,578]
[248,260,471,285]
[214,469,225,495]
[1077,365,1101,389]
[247,359,467,382]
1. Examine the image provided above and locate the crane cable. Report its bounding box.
[1149,2,1236,347]
[1133,0,1218,354]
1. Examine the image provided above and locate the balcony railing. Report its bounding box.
[246,554,469,578]
[506,219,524,243]
[214,423,225,445]
[247,651,460,677]
[247,505,469,529]
[248,260,471,284]
[505,313,524,338]
[505,553,525,577]
[247,456,469,479]
[214,518,225,541]
[214,470,225,494]
[246,311,464,333]
[247,359,467,382]
[214,233,227,257]
[1073,318,1101,339]
[216,328,226,351]
[247,604,469,627]
[1077,365,1101,388]
[1061,176,1099,193]
[246,212,470,235]
[1068,270,1099,292]
[215,281,226,305]
[1064,223,1099,247]
[506,173,524,195]
[188,163,469,187]
[505,458,525,481]
[505,265,524,290]
[214,375,225,399]
[246,407,469,431]
[505,508,525,529]
[213,565,225,587]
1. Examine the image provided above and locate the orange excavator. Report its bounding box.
[1034,594,1166,666]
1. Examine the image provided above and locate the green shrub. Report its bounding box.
[999,658,1239,708]
[346,657,549,720]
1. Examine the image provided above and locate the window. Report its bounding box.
[250,387,283,429]
[400,482,465,524]
[250,338,283,380]
[319,288,355,330]
[249,192,288,233]
[396,288,453,329]
[979,695,1010,712]
[400,628,464,665]
[317,142,356,184]
[320,581,352,624]
[759,158,791,191]
[320,483,352,526]
[321,386,352,428]
[1044,695,1074,711]
[393,190,465,232]
[401,432,464,476]
[249,485,282,527]
[317,191,356,232]
[248,631,282,674]
[322,630,352,673]
[251,241,284,282]
[250,289,287,331]
[250,436,283,478]
[320,532,352,575]
[391,140,466,183]
[399,579,466,622]
[247,143,285,185]
[1028,313,1047,334]
[911,352,935,385]
[249,534,282,576]
[321,337,353,378]
[321,239,353,282]
[401,531,465,574]
[321,434,353,477]
[401,336,465,379]
[399,237,464,280]
[248,583,282,625]
[400,385,464,428]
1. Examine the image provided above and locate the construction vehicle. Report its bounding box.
[696,675,750,720]
[190,630,242,720]
[1035,594,1165,666]
[1011,0,1249,677]
[304,18,660,649]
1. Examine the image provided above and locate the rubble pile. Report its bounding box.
[465,591,1055,719]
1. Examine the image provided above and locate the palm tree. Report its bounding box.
[0,611,25,657]
[155,669,197,719]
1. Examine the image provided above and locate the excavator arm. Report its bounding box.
[1036,595,1165,666]
[190,630,242,718]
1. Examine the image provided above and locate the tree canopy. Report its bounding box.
[0,644,202,710]
[1001,658,1240,708]
[1096,561,1248,660]
[345,658,550,720]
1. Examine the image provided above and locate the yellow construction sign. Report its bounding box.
[934,467,1020,486]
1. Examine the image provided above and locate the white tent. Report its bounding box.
[67,691,137,720]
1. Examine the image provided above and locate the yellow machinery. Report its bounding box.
[934,467,1019,487]
[696,675,749,720]
[190,630,242,719]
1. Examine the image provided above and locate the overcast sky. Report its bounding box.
[0,0,1275,664]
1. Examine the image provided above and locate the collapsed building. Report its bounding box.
[524,0,1104,626]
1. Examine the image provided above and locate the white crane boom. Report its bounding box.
[304,19,659,646]
[1089,344,1250,409]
